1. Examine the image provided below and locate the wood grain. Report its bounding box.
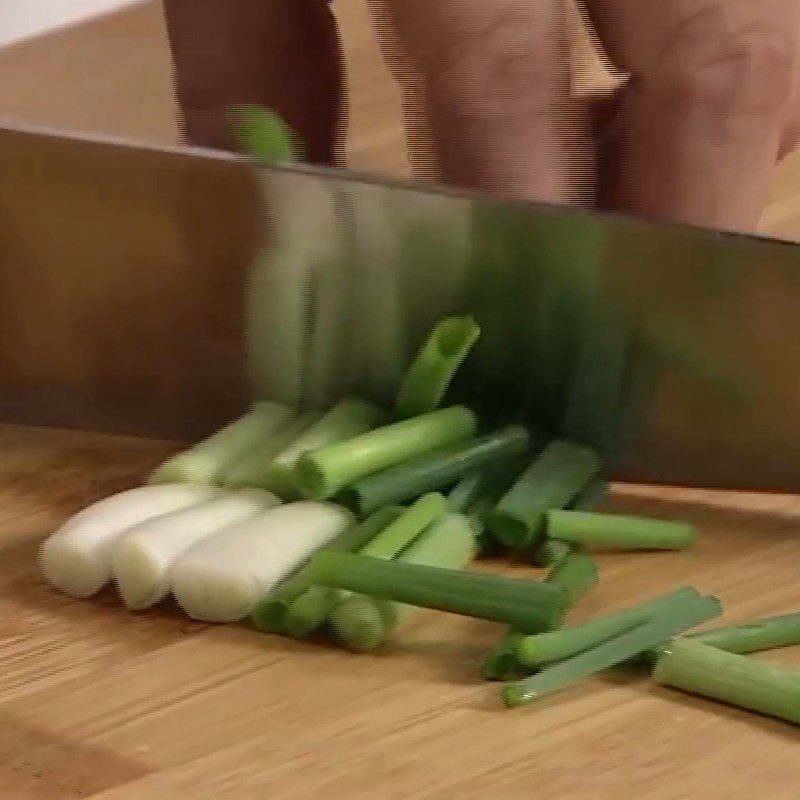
[0,424,799,799]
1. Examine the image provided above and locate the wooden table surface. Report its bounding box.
[1,422,799,799]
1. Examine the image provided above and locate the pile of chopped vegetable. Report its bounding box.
[38,312,800,727]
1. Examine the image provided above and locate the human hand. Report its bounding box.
[163,0,800,232]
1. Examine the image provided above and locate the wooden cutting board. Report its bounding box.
[1,423,798,799]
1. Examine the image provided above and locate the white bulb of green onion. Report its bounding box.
[112,488,281,610]
[171,501,354,623]
[39,484,220,598]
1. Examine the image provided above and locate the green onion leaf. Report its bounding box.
[545,550,598,608]
[395,316,480,418]
[652,638,800,727]
[490,440,601,549]
[504,592,722,708]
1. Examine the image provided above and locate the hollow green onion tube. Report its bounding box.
[284,496,444,638]
[535,538,573,570]
[394,316,480,419]
[311,551,567,633]
[546,551,598,608]
[504,592,722,708]
[490,440,601,549]
[260,398,385,498]
[652,638,800,726]
[149,402,294,485]
[296,406,478,500]
[482,628,527,682]
[547,510,695,552]
[250,505,403,634]
[688,612,800,654]
[329,512,477,651]
[342,426,529,516]
[223,412,320,489]
[516,587,701,669]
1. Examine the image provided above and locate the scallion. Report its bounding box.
[545,550,598,608]
[148,402,294,485]
[394,316,480,419]
[329,512,477,651]
[504,592,722,708]
[311,551,567,633]
[482,628,527,681]
[260,398,385,498]
[295,406,477,501]
[490,440,601,549]
[250,505,403,634]
[516,587,702,669]
[652,638,800,726]
[688,612,800,654]
[547,510,695,552]
[341,426,529,516]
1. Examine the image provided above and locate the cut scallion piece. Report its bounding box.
[251,505,402,634]
[535,538,573,570]
[149,402,294,485]
[311,551,567,632]
[284,496,444,638]
[652,638,800,726]
[222,412,320,489]
[490,440,601,549]
[516,587,701,669]
[504,592,722,708]
[545,551,598,608]
[329,512,477,651]
[341,426,529,516]
[547,510,695,552]
[261,398,385,498]
[296,406,477,500]
[688,612,800,654]
[395,316,480,419]
[231,104,300,163]
[482,628,527,681]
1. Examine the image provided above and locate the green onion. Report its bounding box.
[504,592,722,708]
[395,316,480,419]
[547,510,695,552]
[296,406,478,500]
[482,628,528,681]
[260,398,385,498]
[250,506,403,634]
[311,551,567,633]
[231,104,300,163]
[688,612,800,654]
[283,495,445,639]
[545,551,598,608]
[341,426,529,516]
[490,440,601,549]
[516,587,701,669]
[148,402,294,485]
[222,412,320,489]
[569,476,609,511]
[652,638,800,726]
[535,538,573,570]
[329,512,477,651]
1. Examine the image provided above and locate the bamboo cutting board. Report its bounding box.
[1,423,799,799]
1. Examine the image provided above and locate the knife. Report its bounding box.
[1,123,799,491]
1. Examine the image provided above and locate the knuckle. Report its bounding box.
[414,13,562,117]
[658,9,796,118]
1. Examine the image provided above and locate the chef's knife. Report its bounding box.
[1,123,798,491]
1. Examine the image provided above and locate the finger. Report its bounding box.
[583,0,799,231]
[779,61,800,160]
[161,0,344,164]
[365,0,441,179]
[377,0,595,205]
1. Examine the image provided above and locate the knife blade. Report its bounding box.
[1,124,799,491]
